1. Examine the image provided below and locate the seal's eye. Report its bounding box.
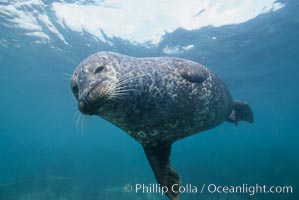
[94,66,105,74]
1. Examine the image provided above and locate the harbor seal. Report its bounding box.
[71,52,253,200]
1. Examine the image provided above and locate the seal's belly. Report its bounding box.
[108,59,233,144]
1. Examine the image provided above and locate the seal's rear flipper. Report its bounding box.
[227,100,254,125]
[143,142,180,200]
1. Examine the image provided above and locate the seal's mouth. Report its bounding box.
[78,96,94,115]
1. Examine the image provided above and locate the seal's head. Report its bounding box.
[71,53,118,115]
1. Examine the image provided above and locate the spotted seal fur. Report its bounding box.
[71,51,254,200]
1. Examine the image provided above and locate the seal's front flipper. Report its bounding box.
[143,142,180,200]
[179,62,209,83]
[227,100,254,125]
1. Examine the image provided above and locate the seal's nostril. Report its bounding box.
[78,101,85,110]
[78,100,92,115]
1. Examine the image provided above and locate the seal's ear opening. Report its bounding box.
[227,100,254,126]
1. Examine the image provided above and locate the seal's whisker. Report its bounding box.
[112,92,131,97]
[115,86,136,91]
[114,85,139,91]
[62,72,72,77]
[75,113,86,134]
[109,94,126,100]
[117,73,149,83]
[114,83,140,90]
[114,89,139,94]
[116,79,138,87]
[115,85,137,91]
[107,74,149,100]
[117,68,143,82]
[105,75,142,100]
[79,114,83,133]
[105,82,117,98]
[73,111,80,124]
[80,114,86,135]
[107,94,126,101]
[109,92,132,100]
[75,113,82,133]
[62,72,72,79]
[114,77,148,90]
[107,88,131,99]
[81,48,85,60]
[75,113,79,129]
[113,85,140,95]
[113,89,138,95]
[114,83,139,90]
[117,74,150,85]
[80,114,84,134]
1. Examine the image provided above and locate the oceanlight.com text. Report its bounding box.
[123,183,293,196]
[207,183,293,195]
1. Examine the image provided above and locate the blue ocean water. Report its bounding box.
[0,0,298,200]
